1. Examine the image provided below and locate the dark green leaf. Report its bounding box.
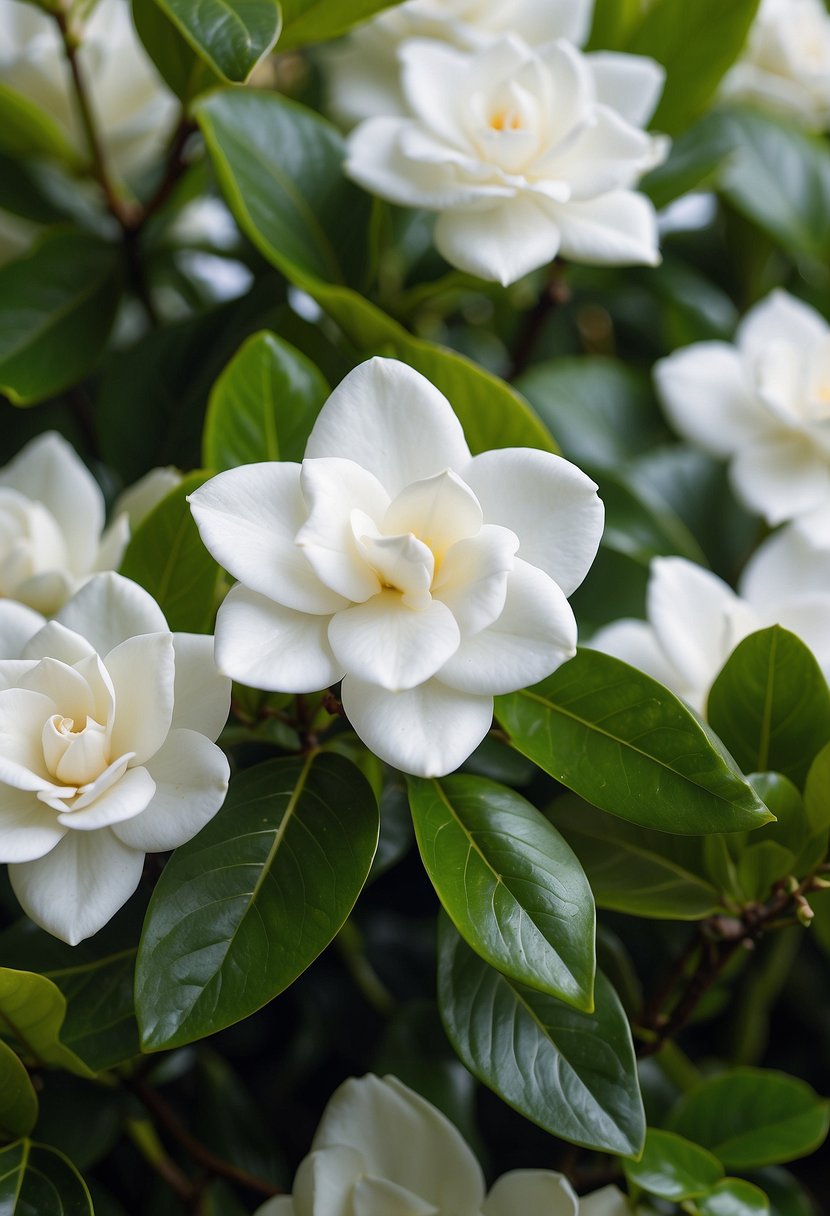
[496,649,773,834]
[0,85,80,165]
[586,0,642,50]
[696,1179,771,1216]
[152,0,281,82]
[0,1141,93,1215]
[0,1042,37,1142]
[278,0,400,50]
[438,918,645,1156]
[132,0,221,100]
[136,754,379,1050]
[0,970,93,1078]
[624,1128,724,1200]
[642,113,737,209]
[804,742,830,835]
[408,775,595,1009]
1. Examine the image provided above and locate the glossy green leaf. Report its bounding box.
[549,797,722,920]
[496,649,773,835]
[586,0,642,50]
[624,1128,724,1200]
[45,953,138,1074]
[136,754,379,1050]
[408,775,595,1010]
[437,918,645,1156]
[203,330,329,469]
[0,1140,93,1214]
[627,0,761,134]
[0,232,120,406]
[132,0,221,99]
[642,112,737,209]
[669,1068,830,1169]
[120,472,222,633]
[805,742,830,835]
[0,969,93,1078]
[708,627,830,789]
[695,1179,771,1216]
[279,0,400,50]
[0,1042,37,1142]
[0,84,80,165]
[153,0,281,82]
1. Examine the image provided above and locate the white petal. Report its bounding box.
[438,559,576,694]
[462,448,603,596]
[296,458,389,603]
[329,592,460,691]
[434,195,562,286]
[71,752,133,810]
[94,512,130,575]
[433,525,518,636]
[354,520,433,608]
[399,39,469,147]
[0,786,66,862]
[771,595,830,674]
[312,1076,485,1212]
[11,571,75,617]
[384,469,483,559]
[9,828,145,945]
[293,1146,363,1216]
[740,523,830,606]
[105,633,175,766]
[588,52,666,127]
[556,190,661,266]
[56,572,168,654]
[588,619,687,693]
[516,0,593,44]
[22,620,96,666]
[482,1170,578,1216]
[0,688,59,790]
[113,466,181,529]
[253,1200,295,1216]
[18,657,95,726]
[113,729,229,852]
[341,675,493,776]
[579,1185,631,1216]
[352,1176,438,1216]
[189,464,347,615]
[731,438,830,525]
[0,602,45,658]
[304,359,472,498]
[171,633,231,741]
[654,342,760,458]
[57,765,155,831]
[737,289,828,363]
[215,584,343,693]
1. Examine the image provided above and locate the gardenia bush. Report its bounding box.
[0,0,829,1214]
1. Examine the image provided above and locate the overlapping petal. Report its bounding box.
[482,1170,579,1216]
[654,342,760,459]
[329,593,460,691]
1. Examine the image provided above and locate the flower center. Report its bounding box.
[42,713,110,787]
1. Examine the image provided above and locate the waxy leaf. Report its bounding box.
[438,919,644,1156]
[668,1069,830,1169]
[0,1042,37,1142]
[624,1129,724,1201]
[152,0,281,82]
[0,1141,92,1214]
[408,775,595,1010]
[0,84,80,165]
[278,0,401,50]
[496,650,772,835]
[0,969,93,1078]
[695,1179,771,1216]
[707,627,830,789]
[203,330,329,469]
[132,0,221,100]
[136,754,379,1050]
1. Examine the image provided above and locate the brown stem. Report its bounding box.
[139,118,197,230]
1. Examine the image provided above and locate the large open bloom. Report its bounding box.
[0,572,231,944]
[344,34,667,285]
[255,1074,627,1216]
[190,357,603,777]
[0,432,129,614]
[590,523,830,713]
[655,290,830,525]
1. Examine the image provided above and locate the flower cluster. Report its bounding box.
[191,357,603,777]
[255,1073,627,1216]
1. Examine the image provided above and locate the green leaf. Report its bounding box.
[437,918,645,1156]
[805,742,830,835]
[669,1068,830,1170]
[0,84,80,166]
[0,970,94,1078]
[549,797,722,920]
[152,0,281,82]
[44,952,138,1074]
[119,472,222,633]
[642,112,737,209]
[203,330,329,469]
[136,754,379,1050]
[496,649,773,835]
[408,775,595,1010]
[132,0,222,100]
[624,1128,724,1201]
[586,0,642,50]
[0,232,121,406]
[626,0,761,134]
[695,1179,771,1216]
[0,1042,37,1142]
[0,1141,93,1214]
[707,626,830,789]
[278,0,400,50]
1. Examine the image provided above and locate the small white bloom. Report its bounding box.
[112,466,183,531]
[254,1073,628,1216]
[720,0,830,129]
[0,571,231,944]
[344,35,667,285]
[324,0,595,128]
[0,432,130,614]
[591,529,830,713]
[0,0,176,181]
[190,357,603,777]
[655,290,830,525]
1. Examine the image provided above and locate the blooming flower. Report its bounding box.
[324,0,595,129]
[720,0,830,129]
[655,290,830,525]
[255,1073,628,1216]
[0,432,129,614]
[190,357,603,777]
[590,525,830,713]
[344,34,668,285]
[0,572,231,944]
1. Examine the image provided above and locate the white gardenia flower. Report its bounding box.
[344,35,668,285]
[0,0,176,181]
[324,0,595,129]
[720,0,830,129]
[0,572,231,945]
[255,1073,628,1216]
[590,528,830,713]
[655,290,830,525]
[190,357,603,777]
[0,432,130,614]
